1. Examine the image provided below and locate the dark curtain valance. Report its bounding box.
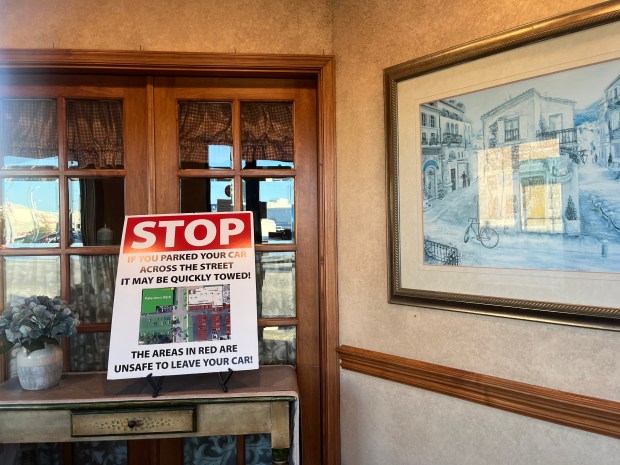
[67,100,124,169]
[178,101,294,165]
[179,102,233,164]
[0,99,58,159]
[1,99,295,168]
[241,102,293,163]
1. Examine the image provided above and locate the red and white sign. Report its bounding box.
[107,212,259,380]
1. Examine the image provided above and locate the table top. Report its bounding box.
[0,365,298,408]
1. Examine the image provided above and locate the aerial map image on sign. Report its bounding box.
[139,284,231,345]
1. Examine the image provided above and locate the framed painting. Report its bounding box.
[386,2,620,329]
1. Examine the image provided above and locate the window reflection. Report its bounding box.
[180,178,233,213]
[258,326,296,366]
[243,178,294,244]
[69,178,124,246]
[1,177,59,248]
[478,139,564,233]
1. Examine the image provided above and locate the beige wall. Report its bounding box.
[332,1,620,464]
[333,0,620,400]
[1,1,620,464]
[0,0,332,54]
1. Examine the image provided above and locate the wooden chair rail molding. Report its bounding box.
[337,345,620,439]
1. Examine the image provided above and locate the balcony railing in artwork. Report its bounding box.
[442,133,463,145]
[504,128,520,142]
[606,96,620,111]
[423,238,460,266]
[422,135,440,146]
[536,127,577,146]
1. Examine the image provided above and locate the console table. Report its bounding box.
[0,365,298,464]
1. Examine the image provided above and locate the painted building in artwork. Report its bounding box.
[479,88,581,234]
[421,99,473,200]
[600,74,620,167]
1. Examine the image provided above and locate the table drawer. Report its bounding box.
[71,408,195,437]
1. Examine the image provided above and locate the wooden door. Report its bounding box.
[152,76,320,464]
[522,178,546,232]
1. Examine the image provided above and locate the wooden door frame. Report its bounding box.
[0,49,340,465]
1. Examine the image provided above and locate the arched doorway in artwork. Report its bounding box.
[423,159,440,199]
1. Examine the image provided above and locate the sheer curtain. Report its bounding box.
[70,255,118,372]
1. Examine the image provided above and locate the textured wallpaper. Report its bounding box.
[0,0,332,54]
[332,0,620,399]
[332,1,620,464]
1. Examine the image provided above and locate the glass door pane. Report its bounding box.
[180,178,233,213]
[67,99,124,169]
[255,252,295,318]
[178,102,233,169]
[0,99,58,169]
[4,256,60,303]
[242,177,295,244]
[68,177,125,247]
[241,102,294,169]
[1,177,60,248]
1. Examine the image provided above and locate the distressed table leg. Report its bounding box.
[270,401,290,449]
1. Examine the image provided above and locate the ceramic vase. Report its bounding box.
[16,343,63,390]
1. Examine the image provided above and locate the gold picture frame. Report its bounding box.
[386,2,620,330]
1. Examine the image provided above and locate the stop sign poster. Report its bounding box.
[107,212,259,380]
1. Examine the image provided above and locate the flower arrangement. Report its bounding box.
[0,295,80,354]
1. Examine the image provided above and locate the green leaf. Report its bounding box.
[40,336,60,346]
[22,338,45,353]
[0,334,15,354]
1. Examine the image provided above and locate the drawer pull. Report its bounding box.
[127,419,143,428]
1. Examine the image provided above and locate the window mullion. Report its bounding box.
[232,99,243,210]
[57,96,74,372]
